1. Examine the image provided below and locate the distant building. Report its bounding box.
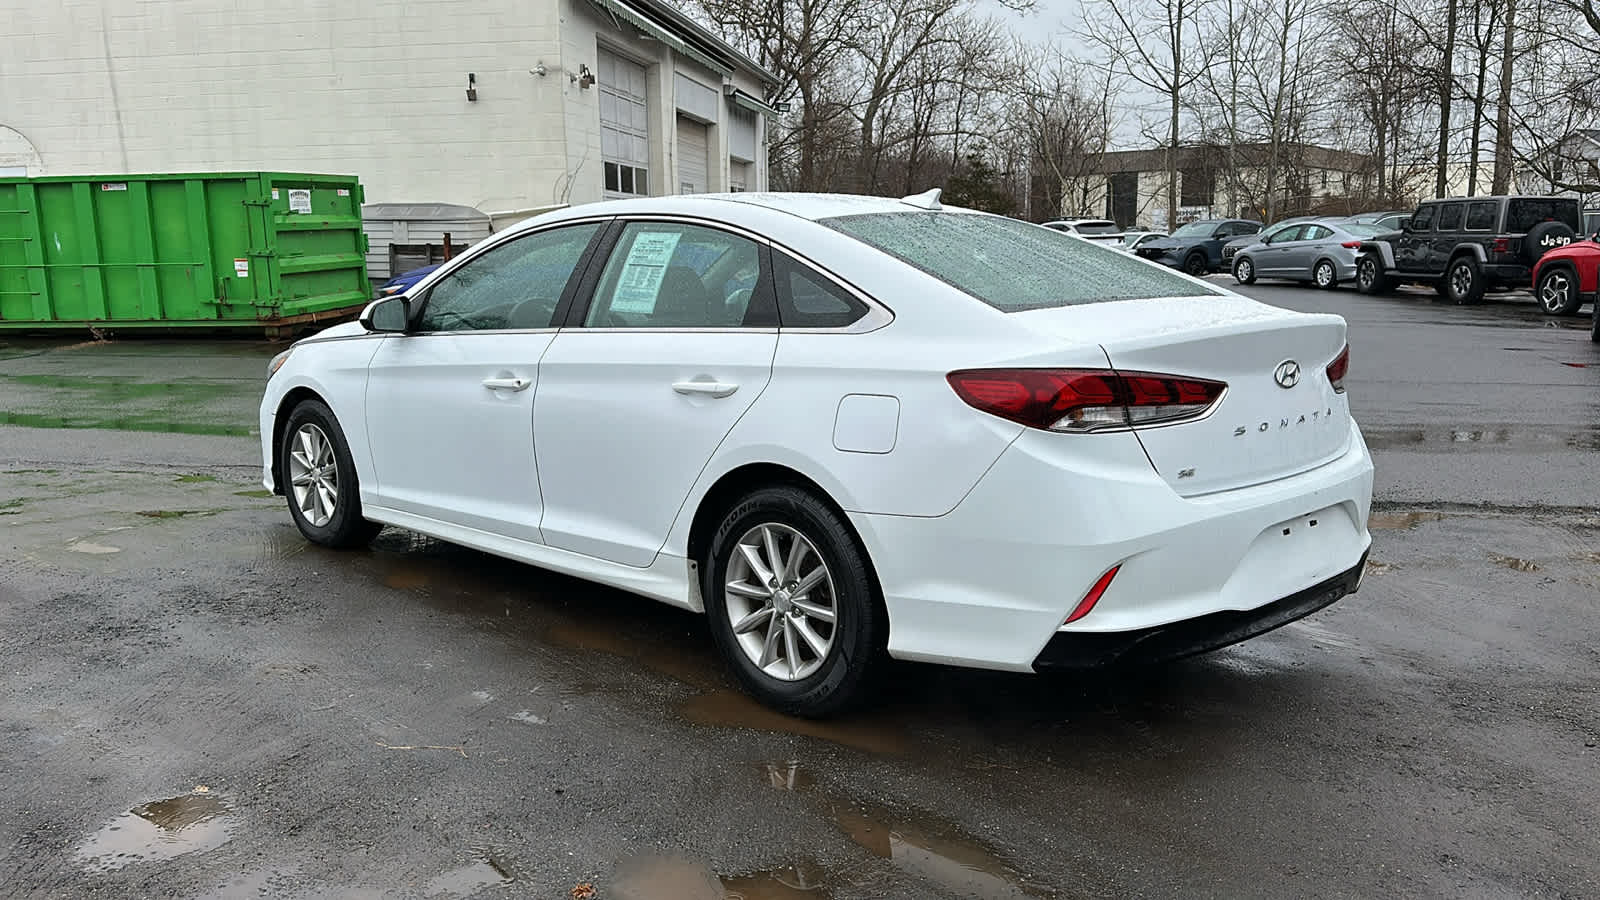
[1517,129,1600,208]
[0,0,778,219]
[1061,142,1376,228]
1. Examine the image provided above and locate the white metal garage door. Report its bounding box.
[599,49,649,197]
[676,116,708,194]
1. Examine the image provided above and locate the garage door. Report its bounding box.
[677,116,708,194]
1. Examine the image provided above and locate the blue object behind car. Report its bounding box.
[374,263,440,298]
[1135,219,1263,276]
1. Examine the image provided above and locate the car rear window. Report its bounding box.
[1073,221,1122,235]
[1506,198,1581,233]
[1342,224,1385,238]
[823,212,1221,311]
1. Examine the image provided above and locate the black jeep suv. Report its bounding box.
[1354,196,1581,304]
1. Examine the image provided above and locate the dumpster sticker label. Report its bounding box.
[337,189,350,197]
[271,189,280,200]
[288,189,312,214]
[100,183,127,192]
[609,231,681,315]
[233,258,249,278]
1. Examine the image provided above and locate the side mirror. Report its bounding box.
[360,296,411,333]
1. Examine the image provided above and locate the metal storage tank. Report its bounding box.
[362,202,491,282]
[0,171,368,335]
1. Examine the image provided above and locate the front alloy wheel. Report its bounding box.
[724,523,837,682]
[1233,257,1256,285]
[1314,260,1338,289]
[288,423,338,527]
[1537,268,1582,315]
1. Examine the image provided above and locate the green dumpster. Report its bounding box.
[0,171,370,335]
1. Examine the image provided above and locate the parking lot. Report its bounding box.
[2,283,1598,899]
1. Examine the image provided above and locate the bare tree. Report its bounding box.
[1081,0,1213,230]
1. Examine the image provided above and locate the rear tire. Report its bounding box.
[1182,253,1209,277]
[281,400,383,549]
[1356,255,1391,294]
[1445,256,1486,305]
[1537,266,1584,316]
[1232,257,1257,285]
[1313,259,1339,290]
[702,486,885,718]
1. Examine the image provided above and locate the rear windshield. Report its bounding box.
[824,212,1221,311]
[1170,221,1215,238]
[1341,224,1385,238]
[1506,198,1581,233]
[1073,221,1122,235]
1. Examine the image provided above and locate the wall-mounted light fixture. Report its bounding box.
[578,64,594,89]
[531,62,548,77]
[466,73,478,102]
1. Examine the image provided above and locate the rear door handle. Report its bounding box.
[672,380,739,398]
[482,376,532,392]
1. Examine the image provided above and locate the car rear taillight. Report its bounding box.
[1064,564,1121,624]
[1340,240,1363,249]
[1491,237,1511,253]
[946,369,1226,432]
[1326,344,1350,393]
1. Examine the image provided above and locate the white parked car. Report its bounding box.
[261,190,1373,717]
[1115,231,1168,252]
[1041,218,1126,247]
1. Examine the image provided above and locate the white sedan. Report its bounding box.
[260,191,1373,717]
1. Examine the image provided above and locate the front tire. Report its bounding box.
[1446,256,1486,305]
[1314,259,1339,290]
[1232,257,1257,285]
[1182,253,1209,277]
[1537,267,1583,316]
[281,400,383,549]
[703,486,884,717]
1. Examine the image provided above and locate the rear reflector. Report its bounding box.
[947,368,1226,432]
[1326,344,1350,393]
[1064,565,1121,624]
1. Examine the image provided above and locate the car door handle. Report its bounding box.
[672,380,739,398]
[482,376,532,392]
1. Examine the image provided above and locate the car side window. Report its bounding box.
[1410,205,1437,231]
[416,224,600,332]
[1465,202,1497,231]
[1228,223,1259,238]
[1269,225,1305,244]
[1303,225,1332,241]
[773,252,869,329]
[1436,203,1464,231]
[584,222,775,328]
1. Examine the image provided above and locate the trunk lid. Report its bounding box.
[1012,296,1352,496]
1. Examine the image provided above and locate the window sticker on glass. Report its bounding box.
[610,231,682,313]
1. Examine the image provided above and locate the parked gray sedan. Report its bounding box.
[1232,221,1387,289]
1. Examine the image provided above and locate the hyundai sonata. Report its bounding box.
[260,190,1373,717]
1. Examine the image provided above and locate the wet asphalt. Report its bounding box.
[1,282,1597,899]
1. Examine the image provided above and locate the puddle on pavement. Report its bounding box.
[76,793,234,873]
[1363,425,1600,452]
[69,540,121,555]
[424,857,512,897]
[680,690,909,756]
[760,760,815,792]
[1490,553,1540,572]
[610,854,827,900]
[831,801,1040,899]
[1368,510,1447,530]
[546,619,716,688]
[0,411,253,436]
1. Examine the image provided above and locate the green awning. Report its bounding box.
[728,89,780,118]
[587,0,733,77]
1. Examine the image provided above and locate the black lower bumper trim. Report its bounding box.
[1031,551,1369,671]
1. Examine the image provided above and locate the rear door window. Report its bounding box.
[1505,198,1581,232]
[824,212,1220,311]
[1302,224,1333,241]
[1436,203,1464,230]
[1465,202,1497,231]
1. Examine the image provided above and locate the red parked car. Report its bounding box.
[1530,237,1600,341]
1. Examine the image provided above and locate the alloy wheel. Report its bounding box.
[1541,272,1571,312]
[1316,262,1334,286]
[724,523,837,681]
[287,423,338,527]
[1451,263,1473,297]
[1236,260,1253,282]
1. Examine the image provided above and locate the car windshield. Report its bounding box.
[1341,224,1385,238]
[1506,198,1581,232]
[1169,221,1215,238]
[1073,221,1122,235]
[824,212,1221,311]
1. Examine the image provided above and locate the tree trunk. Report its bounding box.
[1436,0,1458,198]
[1166,0,1184,232]
[1491,0,1517,194]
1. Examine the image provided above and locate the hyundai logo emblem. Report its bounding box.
[1274,360,1301,389]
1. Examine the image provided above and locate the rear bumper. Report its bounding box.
[850,421,1374,672]
[1483,262,1532,285]
[1031,552,1367,670]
